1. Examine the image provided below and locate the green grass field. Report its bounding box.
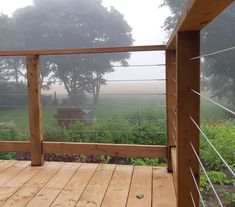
[0,95,229,142]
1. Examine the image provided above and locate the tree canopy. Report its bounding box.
[0,0,134,104]
[162,0,235,107]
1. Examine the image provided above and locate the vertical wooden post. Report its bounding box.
[166,50,176,172]
[176,31,200,207]
[26,55,44,166]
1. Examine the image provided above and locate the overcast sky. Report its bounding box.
[0,0,171,82]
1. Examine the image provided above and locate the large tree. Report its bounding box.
[161,0,235,107]
[9,0,133,105]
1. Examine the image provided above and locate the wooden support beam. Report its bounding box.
[26,55,44,166]
[166,50,177,172]
[167,0,234,49]
[0,45,165,57]
[0,141,30,152]
[43,142,167,159]
[171,147,177,194]
[176,31,200,207]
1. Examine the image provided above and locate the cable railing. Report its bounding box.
[190,141,224,207]
[190,193,197,207]
[167,41,235,206]
[185,67,235,206]
[0,128,166,134]
[190,116,235,177]
[189,167,206,207]
[0,117,166,121]
[191,89,235,116]
[0,93,166,96]
[190,46,235,60]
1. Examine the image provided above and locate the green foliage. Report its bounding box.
[207,171,233,185]
[220,191,235,207]
[0,152,16,160]
[0,122,19,141]
[201,123,235,170]
[44,116,166,145]
[200,175,211,191]
[200,171,234,192]
[131,158,166,167]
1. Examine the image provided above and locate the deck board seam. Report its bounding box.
[125,165,135,207]
[0,161,17,175]
[3,163,48,205]
[74,163,100,207]
[151,166,153,207]
[50,162,83,206]
[100,164,117,207]
[20,162,65,207]
[2,162,49,205]
[0,161,30,186]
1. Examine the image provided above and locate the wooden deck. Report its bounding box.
[0,160,176,207]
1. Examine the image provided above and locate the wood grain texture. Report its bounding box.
[0,165,41,205]
[171,147,177,193]
[2,162,64,207]
[0,160,176,207]
[26,162,80,207]
[126,166,152,207]
[0,45,165,56]
[101,165,133,207]
[43,142,167,158]
[176,31,200,207]
[0,141,30,152]
[26,55,44,166]
[167,0,234,49]
[0,160,17,174]
[152,167,176,207]
[51,163,98,207]
[166,50,177,172]
[76,164,116,207]
[0,161,30,186]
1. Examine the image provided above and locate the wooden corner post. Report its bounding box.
[176,31,200,207]
[26,55,44,166]
[166,50,177,172]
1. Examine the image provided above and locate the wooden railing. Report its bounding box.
[165,0,235,207]
[0,45,167,166]
[0,1,234,206]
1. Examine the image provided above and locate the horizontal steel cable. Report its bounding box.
[190,116,235,177]
[190,141,224,207]
[191,89,235,116]
[189,167,206,207]
[190,46,235,60]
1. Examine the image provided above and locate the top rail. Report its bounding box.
[0,45,166,57]
[166,0,235,49]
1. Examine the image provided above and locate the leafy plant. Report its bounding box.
[200,171,234,192]
[131,158,166,166]
[201,122,235,170]
[220,191,235,207]
[207,171,233,185]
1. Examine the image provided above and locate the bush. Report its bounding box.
[44,118,166,145]
[200,171,234,192]
[0,122,19,141]
[201,122,235,170]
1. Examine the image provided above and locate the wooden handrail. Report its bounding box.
[0,45,165,56]
[43,142,166,158]
[167,0,234,49]
[0,141,30,152]
[0,141,166,159]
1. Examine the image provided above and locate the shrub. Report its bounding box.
[200,171,234,192]
[201,122,235,170]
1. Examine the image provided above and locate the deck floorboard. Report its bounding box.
[0,160,176,207]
